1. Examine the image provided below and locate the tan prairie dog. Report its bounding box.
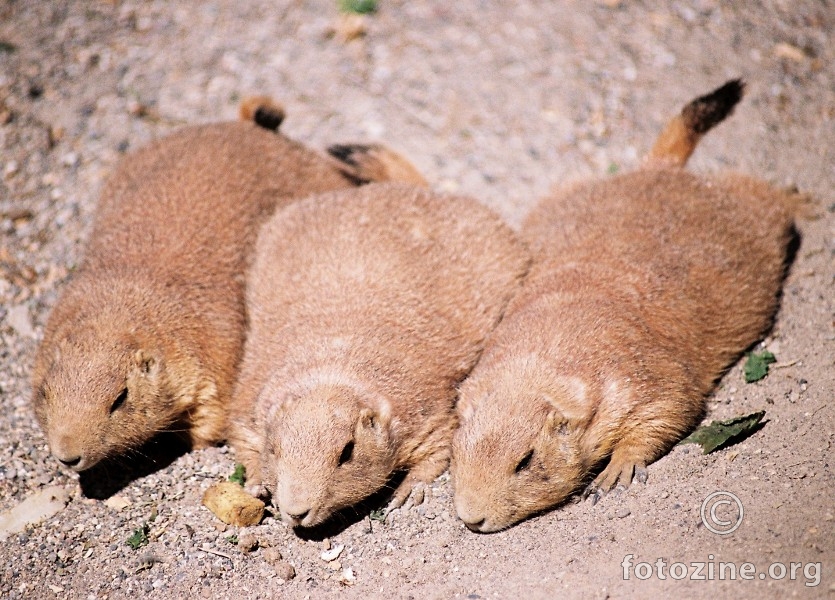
[229,183,529,528]
[31,98,423,472]
[451,80,799,532]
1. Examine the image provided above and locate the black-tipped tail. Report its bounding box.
[682,79,745,134]
[327,144,363,167]
[239,96,285,131]
[647,78,745,167]
[252,106,284,131]
[326,143,427,186]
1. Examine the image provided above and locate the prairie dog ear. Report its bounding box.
[357,406,393,439]
[541,377,589,424]
[544,410,572,436]
[133,349,161,376]
[262,390,287,424]
[264,434,280,461]
[358,407,379,432]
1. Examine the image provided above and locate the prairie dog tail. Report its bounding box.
[327,143,428,186]
[239,95,286,131]
[646,79,745,168]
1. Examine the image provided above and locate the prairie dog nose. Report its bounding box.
[281,506,312,528]
[455,498,488,531]
[458,511,487,531]
[51,434,86,470]
[285,509,309,522]
[56,454,82,467]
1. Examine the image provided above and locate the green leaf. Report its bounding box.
[679,411,766,454]
[228,463,246,486]
[606,162,619,174]
[744,350,777,383]
[340,0,377,14]
[126,523,150,550]
[369,508,387,522]
[225,535,238,545]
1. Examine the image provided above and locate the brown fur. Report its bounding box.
[228,183,529,528]
[31,99,423,472]
[327,144,428,186]
[451,80,797,532]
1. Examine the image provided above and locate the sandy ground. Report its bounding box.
[0,1,833,598]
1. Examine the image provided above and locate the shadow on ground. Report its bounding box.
[78,431,192,499]
[292,471,408,541]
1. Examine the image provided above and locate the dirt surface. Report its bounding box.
[1,1,833,598]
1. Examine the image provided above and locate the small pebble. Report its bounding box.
[329,13,368,43]
[103,495,132,510]
[237,531,258,553]
[615,508,631,519]
[339,567,356,586]
[34,474,53,486]
[262,547,282,564]
[320,543,344,562]
[327,560,342,572]
[6,305,35,338]
[273,561,295,581]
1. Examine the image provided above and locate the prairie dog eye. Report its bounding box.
[515,449,534,473]
[111,388,128,413]
[338,440,354,466]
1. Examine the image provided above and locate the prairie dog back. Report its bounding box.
[230,183,529,528]
[452,80,797,532]
[522,169,793,390]
[31,102,421,473]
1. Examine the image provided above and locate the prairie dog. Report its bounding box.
[451,80,798,532]
[229,183,529,528]
[31,99,422,472]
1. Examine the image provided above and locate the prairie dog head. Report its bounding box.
[34,327,171,471]
[259,375,395,528]
[32,294,205,472]
[451,360,591,533]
